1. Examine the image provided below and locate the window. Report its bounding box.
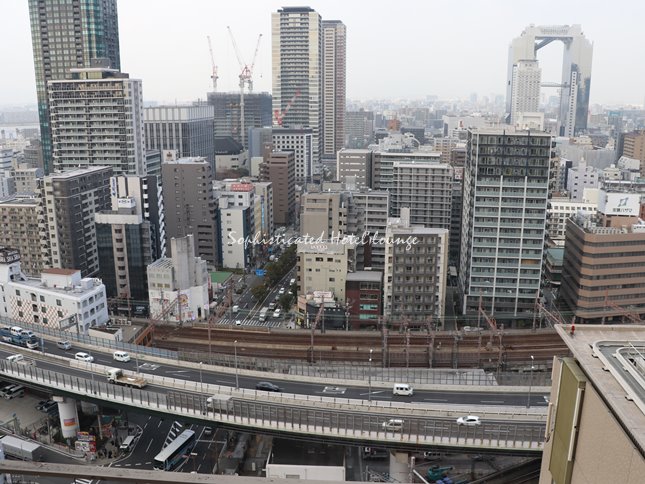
[56,299,62,306]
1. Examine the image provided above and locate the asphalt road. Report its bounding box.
[0,341,548,409]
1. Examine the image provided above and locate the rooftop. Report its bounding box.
[0,197,39,207]
[42,268,79,276]
[347,271,382,283]
[46,166,111,179]
[269,439,344,467]
[147,258,175,271]
[554,324,645,454]
[210,271,233,284]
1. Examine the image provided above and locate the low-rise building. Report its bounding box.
[345,270,383,330]
[0,249,108,333]
[147,235,209,323]
[297,242,355,302]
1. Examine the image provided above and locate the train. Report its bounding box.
[0,325,39,350]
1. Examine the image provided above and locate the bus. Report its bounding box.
[258,307,269,322]
[152,429,196,471]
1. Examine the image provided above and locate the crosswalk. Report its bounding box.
[216,317,283,328]
[73,480,93,484]
[163,420,186,448]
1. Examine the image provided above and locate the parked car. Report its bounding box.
[456,415,481,426]
[74,352,94,363]
[255,381,281,392]
[35,400,53,411]
[204,427,213,436]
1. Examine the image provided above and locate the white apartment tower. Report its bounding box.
[272,7,322,164]
[510,60,541,126]
[48,64,145,176]
[322,20,346,160]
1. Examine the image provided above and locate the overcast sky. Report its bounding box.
[2,0,644,107]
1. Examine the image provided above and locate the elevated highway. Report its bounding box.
[0,348,546,455]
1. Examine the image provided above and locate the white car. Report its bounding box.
[278,287,285,295]
[235,320,242,326]
[75,352,94,363]
[456,415,481,426]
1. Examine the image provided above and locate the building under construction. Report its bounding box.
[207,92,272,149]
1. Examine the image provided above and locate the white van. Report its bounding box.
[382,419,404,431]
[393,383,414,396]
[232,305,240,314]
[3,384,25,400]
[113,351,131,362]
[119,435,135,452]
[10,326,23,337]
[6,354,24,363]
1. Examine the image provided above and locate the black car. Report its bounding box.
[255,381,281,392]
[36,400,53,411]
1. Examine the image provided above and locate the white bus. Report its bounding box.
[258,307,269,322]
[152,429,196,471]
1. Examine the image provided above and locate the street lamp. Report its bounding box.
[199,362,204,394]
[368,348,373,403]
[527,355,534,408]
[234,340,239,390]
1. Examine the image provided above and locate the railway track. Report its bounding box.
[151,325,569,368]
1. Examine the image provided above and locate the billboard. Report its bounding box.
[598,191,640,216]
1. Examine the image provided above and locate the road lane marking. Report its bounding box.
[146,439,153,453]
[480,400,504,404]
[423,398,448,402]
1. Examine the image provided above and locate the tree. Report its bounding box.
[251,284,269,303]
[279,293,293,312]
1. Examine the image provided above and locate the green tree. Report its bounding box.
[251,284,269,302]
[279,293,293,312]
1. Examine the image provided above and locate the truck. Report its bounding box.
[258,307,269,322]
[106,368,147,389]
[0,435,44,461]
[0,327,38,349]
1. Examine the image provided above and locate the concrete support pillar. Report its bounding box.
[54,397,79,439]
[389,450,410,482]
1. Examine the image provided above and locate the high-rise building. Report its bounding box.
[390,160,452,229]
[260,151,295,226]
[28,0,121,173]
[383,208,448,323]
[43,166,113,277]
[48,64,145,176]
[336,149,372,188]
[321,20,346,161]
[161,157,219,268]
[345,109,374,148]
[144,105,215,168]
[207,92,272,149]
[272,127,314,184]
[13,164,43,195]
[95,175,166,302]
[272,7,322,163]
[506,25,592,136]
[509,60,541,126]
[0,196,49,276]
[459,128,552,321]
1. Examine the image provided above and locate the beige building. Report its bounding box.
[0,196,50,277]
[540,324,645,483]
[300,192,347,239]
[296,242,355,302]
[620,129,645,176]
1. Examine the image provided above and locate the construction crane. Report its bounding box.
[207,36,218,92]
[273,89,300,127]
[227,26,262,148]
[602,291,642,324]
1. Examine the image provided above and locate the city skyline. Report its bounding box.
[2,0,645,107]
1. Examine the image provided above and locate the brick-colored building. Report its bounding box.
[260,151,295,226]
[345,271,383,330]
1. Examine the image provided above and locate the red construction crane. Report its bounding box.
[273,90,300,127]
